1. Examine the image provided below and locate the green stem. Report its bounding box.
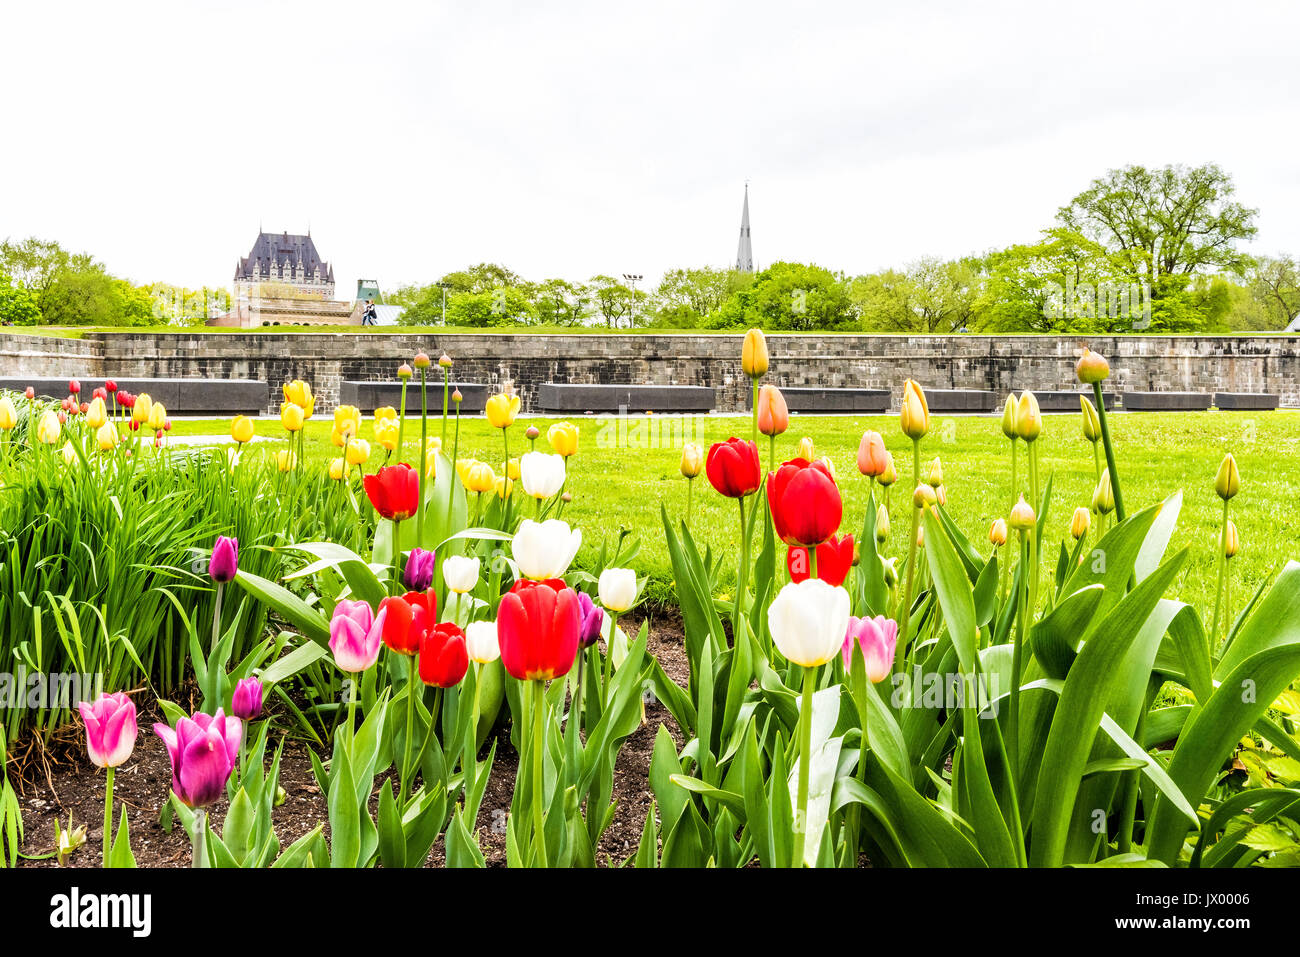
[734,495,750,635]
[102,767,115,866]
[190,808,207,869]
[572,653,585,737]
[1211,499,1230,650]
[403,655,416,801]
[792,664,815,868]
[532,679,548,867]
[896,439,921,673]
[751,380,759,446]
[1008,533,1029,781]
[416,370,428,544]
[602,611,619,711]
[1094,382,1125,521]
[441,367,450,447]
[396,378,409,464]
[685,478,693,528]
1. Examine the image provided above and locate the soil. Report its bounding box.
[11,610,689,869]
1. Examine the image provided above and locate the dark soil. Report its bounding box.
[12,610,688,869]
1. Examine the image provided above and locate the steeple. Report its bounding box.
[735,183,754,273]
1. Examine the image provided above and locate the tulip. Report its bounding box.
[875,505,890,544]
[420,622,468,687]
[61,441,76,465]
[486,392,521,429]
[209,535,239,583]
[1214,453,1240,501]
[379,592,436,656]
[23,386,35,400]
[768,578,850,668]
[927,456,943,488]
[913,483,937,509]
[741,328,769,379]
[231,678,263,721]
[364,463,420,520]
[346,438,371,467]
[69,378,81,395]
[154,709,240,809]
[706,437,762,498]
[0,397,15,430]
[498,578,581,681]
[512,518,582,580]
[374,416,399,451]
[37,409,61,444]
[84,396,107,429]
[282,380,314,416]
[842,615,898,683]
[796,436,816,461]
[132,393,153,426]
[1080,396,1101,443]
[680,442,704,479]
[900,379,930,440]
[1092,469,1115,515]
[768,458,842,547]
[405,547,437,592]
[465,620,501,664]
[276,449,296,472]
[1070,506,1091,541]
[1076,348,1110,384]
[1001,395,1018,439]
[989,518,1008,547]
[375,405,398,423]
[756,384,789,437]
[95,422,118,451]
[280,401,305,433]
[495,476,514,499]
[548,422,579,457]
[334,405,362,442]
[329,457,346,481]
[442,555,481,594]
[878,452,897,486]
[786,534,855,588]
[521,450,566,500]
[1009,494,1036,531]
[577,592,605,649]
[147,402,168,433]
[1225,520,1239,559]
[507,456,521,481]
[598,567,637,612]
[1016,391,1041,442]
[881,556,899,589]
[463,459,496,494]
[80,691,137,770]
[329,600,386,673]
[230,415,254,444]
[856,430,888,478]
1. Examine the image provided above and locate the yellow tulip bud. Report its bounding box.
[374,406,398,423]
[1214,453,1239,501]
[96,422,118,451]
[146,402,168,433]
[507,457,521,481]
[283,380,314,416]
[796,436,815,461]
[989,518,1008,547]
[61,440,76,466]
[741,328,769,379]
[0,396,16,431]
[875,504,890,544]
[85,397,107,429]
[280,402,305,433]
[1016,391,1041,442]
[463,460,496,493]
[878,452,897,487]
[276,449,297,472]
[37,410,61,445]
[1224,520,1239,558]
[494,476,513,499]
[374,416,399,451]
[548,422,579,457]
[329,457,346,481]
[485,392,521,429]
[679,442,704,479]
[1092,469,1115,515]
[1080,396,1101,443]
[132,393,153,425]
[425,448,439,480]
[346,438,371,466]
[1000,395,1018,439]
[1075,348,1110,384]
[913,483,938,509]
[927,456,943,488]
[1070,506,1091,541]
[916,526,925,547]
[334,405,361,442]
[231,415,255,444]
[881,556,899,589]
[1008,494,1036,531]
[900,379,930,440]
[816,455,837,483]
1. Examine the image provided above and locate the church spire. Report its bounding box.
[735,183,754,273]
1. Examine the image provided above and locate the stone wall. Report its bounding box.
[2,331,1297,413]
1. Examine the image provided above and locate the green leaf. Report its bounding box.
[233,570,330,646]
[108,806,136,869]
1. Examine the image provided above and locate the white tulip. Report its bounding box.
[767,579,851,668]
[442,555,481,594]
[520,451,566,500]
[598,567,638,612]
[465,620,500,664]
[512,518,582,581]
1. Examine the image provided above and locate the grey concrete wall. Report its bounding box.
[1,331,1296,414]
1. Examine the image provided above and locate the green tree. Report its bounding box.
[445,287,536,327]
[0,276,41,325]
[710,262,855,331]
[588,275,633,327]
[529,278,589,326]
[1247,255,1300,329]
[651,266,751,326]
[855,257,985,333]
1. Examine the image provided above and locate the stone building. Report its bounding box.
[234,230,335,300]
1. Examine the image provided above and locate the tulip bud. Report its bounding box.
[877,452,898,487]
[231,678,264,721]
[756,384,789,437]
[856,430,888,478]
[465,620,501,664]
[404,547,437,592]
[397,363,413,380]
[24,386,35,400]
[989,518,1008,547]
[1070,506,1091,540]
[598,567,638,613]
[346,438,371,466]
[1008,494,1036,531]
[146,401,168,433]
[900,380,930,440]
[0,397,18,431]
[881,556,899,589]
[767,578,851,668]
[1224,520,1239,558]
[927,456,943,488]
[329,457,346,481]
[1214,453,1239,501]
[912,483,938,509]
[442,555,480,594]
[680,442,704,479]
[797,436,816,461]
[875,504,890,544]
[1080,396,1101,443]
[741,328,769,379]
[413,352,431,369]
[1001,395,1018,439]
[1092,469,1115,515]
[1016,391,1041,442]
[280,402,304,433]
[525,425,540,441]
[37,410,61,445]
[547,422,579,457]
[562,491,573,503]
[438,353,453,368]
[209,535,239,583]
[68,378,81,395]
[105,379,117,394]
[85,396,107,429]
[132,393,153,425]
[1076,348,1110,384]
[277,449,297,472]
[916,526,925,547]
[61,441,76,466]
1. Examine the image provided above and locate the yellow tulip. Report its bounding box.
[900,380,929,440]
[741,328,769,379]
[96,422,119,451]
[494,476,514,499]
[276,449,297,472]
[374,406,398,423]
[1016,391,1041,442]
[679,442,704,479]
[1080,396,1101,443]
[485,392,521,429]
[36,410,61,444]
[334,405,361,442]
[989,518,1008,547]
[1070,506,1091,540]
[1000,395,1018,439]
[1092,469,1115,515]
[1224,520,1239,558]
[817,455,837,483]
[374,416,399,451]
[796,436,815,461]
[231,415,255,444]
[1008,494,1036,531]
[146,402,168,433]
[507,457,521,481]
[875,504,890,543]
[280,402,305,433]
[912,483,937,509]
[346,438,371,466]
[425,436,442,455]
[61,440,76,465]
[329,457,346,481]
[878,451,898,487]
[927,456,943,488]
[0,396,16,431]
[85,397,107,429]
[463,460,496,493]
[1215,453,1240,501]
[132,393,153,425]
[425,448,439,480]
[548,422,579,457]
[283,380,314,417]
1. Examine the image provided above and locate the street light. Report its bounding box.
[435,281,452,325]
[622,273,642,329]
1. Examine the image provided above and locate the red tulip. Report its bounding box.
[92,387,108,401]
[378,591,436,656]
[105,379,118,394]
[24,387,34,400]
[363,463,420,520]
[767,458,843,546]
[705,438,761,498]
[787,534,855,587]
[497,578,581,681]
[419,622,468,688]
[68,378,81,395]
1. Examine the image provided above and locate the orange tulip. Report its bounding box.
[856,430,888,478]
[756,385,789,437]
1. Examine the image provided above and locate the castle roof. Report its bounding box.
[235,230,333,282]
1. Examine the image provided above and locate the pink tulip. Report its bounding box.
[78,691,138,769]
[153,709,241,807]
[231,677,264,720]
[329,599,387,673]
[842,615,898,683]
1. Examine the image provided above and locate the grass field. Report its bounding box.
[165,407,1299,616]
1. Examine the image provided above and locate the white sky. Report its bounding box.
[3,0,1298,299]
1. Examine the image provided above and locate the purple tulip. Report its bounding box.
[329,599,386,673]
[209,536,239,583]
[153,709,241,808]
[231,678,264,720]
[78,691,137,769]
[404,547,436,592]
[577,591,605,649]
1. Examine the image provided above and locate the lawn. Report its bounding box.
[166,407,1298,615]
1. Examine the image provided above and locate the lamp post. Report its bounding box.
[622,273,642,329]
[436,281,452,325]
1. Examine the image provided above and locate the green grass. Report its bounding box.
[165,408,1299,616]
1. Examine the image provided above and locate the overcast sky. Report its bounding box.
[3,0,1298,299]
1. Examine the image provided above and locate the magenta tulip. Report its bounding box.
[153,709,241,808]
[329,599,386,673]
[78,691,137,769]
[231,678,264,720]
[209,536,239,583]
[842,615,898,683]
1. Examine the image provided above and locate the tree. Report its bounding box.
[445,287,536,327]
[588,275,633,327]
[709,262,856,331]
[0,276,41,325]
[855,257,986,333]
[527,278,588,326]
[1248,255,1300,329]
[652,266,751,326]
